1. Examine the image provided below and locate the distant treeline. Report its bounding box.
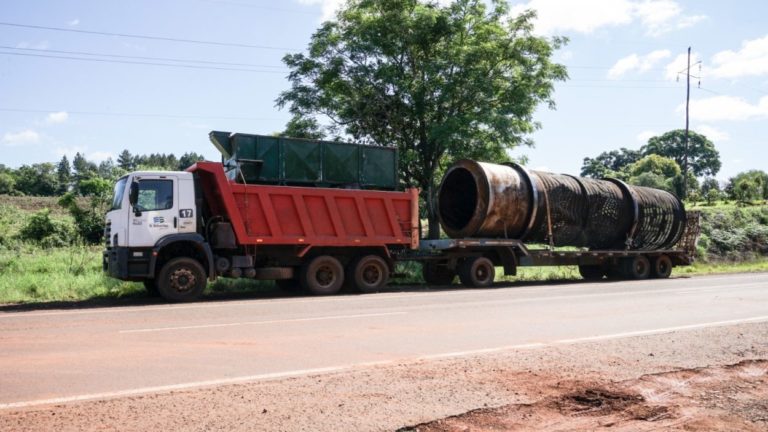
[0,150,205,198]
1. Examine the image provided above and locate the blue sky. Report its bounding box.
[1,0,766,181]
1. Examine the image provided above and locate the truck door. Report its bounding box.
[128,175,179,247]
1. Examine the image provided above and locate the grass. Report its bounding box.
[1,246,767,305]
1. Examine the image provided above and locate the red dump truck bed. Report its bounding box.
[189,161,419,251]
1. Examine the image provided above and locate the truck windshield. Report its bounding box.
[111,177,128,210]
[136,179,174,211]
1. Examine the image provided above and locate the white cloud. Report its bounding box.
[1,129,41,147]
[710,34,768,79]
[46,111,69,124]
[16,40,49,50]
[608,49,670,79]
[695,125,730,142]
[509,0,705,36]
[68,18,80,26]
[636,130,656,143]
[664,51,700,80]
[296,0,344,21]
[680,95,768,122]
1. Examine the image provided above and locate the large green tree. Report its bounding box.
[580,148,641,178]
[641,129,721,178]
[277,0,567,238]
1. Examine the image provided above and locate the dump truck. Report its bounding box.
[103,131,700,301]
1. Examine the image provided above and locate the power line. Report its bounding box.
[0,51,288,73]
[0,21,300,51]
[0,45,286,69]
[0,107,283,121]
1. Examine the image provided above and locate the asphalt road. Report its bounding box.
[1,272,767,409]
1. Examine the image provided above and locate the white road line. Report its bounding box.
[554,315,768,344]
[3,314,768,411]
[0,360,394,411]
[119,311,407,333]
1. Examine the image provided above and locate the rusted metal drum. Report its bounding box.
[437,159,686,250]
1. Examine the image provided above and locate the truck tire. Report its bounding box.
[651,255,673,279]
[349,255,390,293]
[622,256,650,280]
[143,279,160,296]
[301,255,344,295]
[156,257,207,302]
[422,262,455,286]
[578,265,604,280]
[458,256,495,288]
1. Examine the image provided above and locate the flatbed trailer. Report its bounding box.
[409,210,700,287]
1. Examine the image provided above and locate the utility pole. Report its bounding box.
[684,46,690,199]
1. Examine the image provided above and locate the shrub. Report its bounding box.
[17,209,77,247]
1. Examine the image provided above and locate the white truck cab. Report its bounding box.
[103,171,211,294]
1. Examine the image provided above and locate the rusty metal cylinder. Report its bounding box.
[437,160,686,250]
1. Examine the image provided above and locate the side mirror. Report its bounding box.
[129,181,139,206]
[129,181,141,216]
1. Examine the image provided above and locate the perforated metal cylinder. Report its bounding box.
[436,159,686,250]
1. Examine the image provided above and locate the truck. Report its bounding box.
[103,131,700,301]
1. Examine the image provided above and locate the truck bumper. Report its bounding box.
[103,247,153,281]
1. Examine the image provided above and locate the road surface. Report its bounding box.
[1,272,767,410]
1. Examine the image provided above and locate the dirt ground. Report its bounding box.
[2,321,767,431]
[401,360,768,431]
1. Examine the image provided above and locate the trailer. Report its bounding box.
[103,131,700,302]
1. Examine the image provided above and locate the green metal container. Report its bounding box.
[209,131,398,190]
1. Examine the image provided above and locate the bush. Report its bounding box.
[58,192,108,244]
[17,209,77,247]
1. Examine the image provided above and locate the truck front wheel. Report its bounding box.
[157,257,207,302]
[301,255,344,295]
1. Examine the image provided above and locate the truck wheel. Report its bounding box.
[301,255,344,295]
[458,256,495,288]
[349,255,390,293]
[651,255,673,279]
[622,256,650,280]
[143,279,160,296]
[422,262,455,286]
[578,265,604,280]
[157,257,207,302]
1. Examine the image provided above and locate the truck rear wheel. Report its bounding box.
[622,256,650,280]
[422,262,455,286]
[651,255,673,278]
[157,257,207,302]
[458,256,495,288]
[301,255,344,295]
[578,265,604,280]
[349,255,389,293]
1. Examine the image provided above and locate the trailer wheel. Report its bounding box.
[301,255,344,295]
[651,255,673,279]
[458,256,495,288]
[622,256,650,280]
[156,257,207,302]
[350,255,389,293]
[422,262,455,286]
[578,265,604,280]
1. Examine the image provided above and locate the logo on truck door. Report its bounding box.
[179,209,193,218]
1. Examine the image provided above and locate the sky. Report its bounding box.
[0,0,766,182]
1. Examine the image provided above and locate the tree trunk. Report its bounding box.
[426,182,441,239]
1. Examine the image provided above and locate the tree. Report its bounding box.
[277,0,567,238]
[727,170,768,201]
[178,152,205,170]
[626,154,680,179]
[117,150,135,171]
[641,129,721,178]
[281,114,326,139]
[14,163,59,196]
[56,156,72,194]
[580,148,641,178]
